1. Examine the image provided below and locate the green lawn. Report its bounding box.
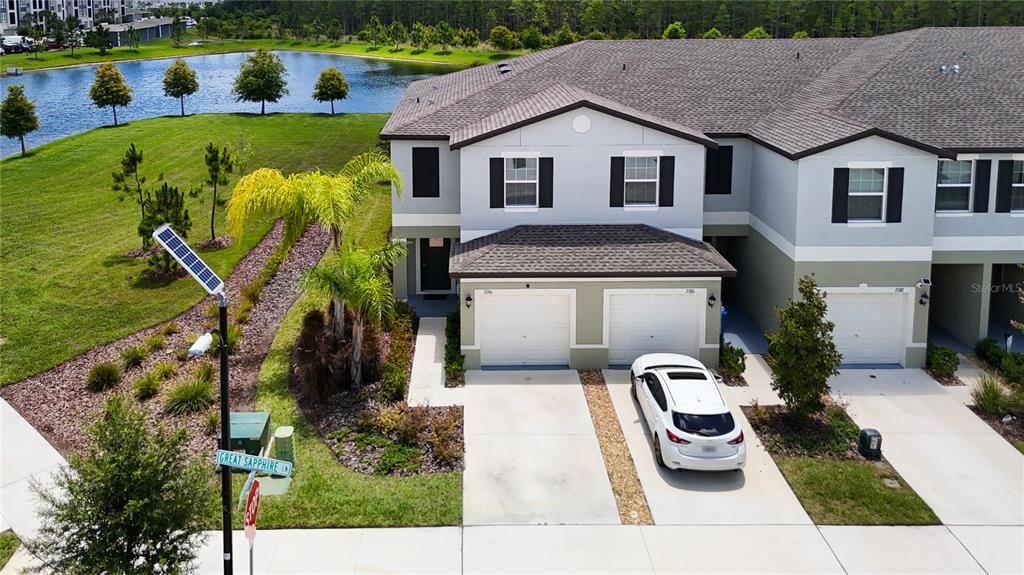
[0,113,388,384]
[0,531,19,569]
[221,192,462,528]
[1,34,519,70]
[775,457,939,525]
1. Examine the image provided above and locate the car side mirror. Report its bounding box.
[713,372,724,385]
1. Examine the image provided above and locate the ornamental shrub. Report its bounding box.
[86,362,122,392]
[926,344,959,378]
[164,374,216,415]
[120,346,148,369]
[132,372,161,400]
[718,338,746,378]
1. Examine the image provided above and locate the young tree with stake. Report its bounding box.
[199,142,233,242]
[312,66,349,115]
[111,143,152,247]
[0,84,39,158]
[163,58,199,116]
[89,62,132,126]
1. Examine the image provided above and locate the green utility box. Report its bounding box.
[219,411,270,455]
[274,426,295,464]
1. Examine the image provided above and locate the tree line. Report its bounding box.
[161,0,1023,43]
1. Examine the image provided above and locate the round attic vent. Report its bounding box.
[572,114,591,134]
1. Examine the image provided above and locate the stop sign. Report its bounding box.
[244,479,260,544]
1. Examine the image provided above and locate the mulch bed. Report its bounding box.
[578,369,653,526]
[294,317,464,476]
[124,246,162,259]
[742,401,861,460]
[1,223,332,461]
[970,408,1024,445]
[720,372,748,387]
[444,370,465,388]
[302,380,464,476]
[927,369,963,386]
[196,236,235,251]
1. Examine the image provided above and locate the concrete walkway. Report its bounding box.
[406,317,463,407]
[1,399,65,541]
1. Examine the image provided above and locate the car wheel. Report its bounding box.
[653,434,667,468]
[630,380,637,401]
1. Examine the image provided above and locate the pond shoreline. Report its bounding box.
[1,44,466,75]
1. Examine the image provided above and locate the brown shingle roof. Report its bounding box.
[382,28,1024,156]
[449,225,737,278]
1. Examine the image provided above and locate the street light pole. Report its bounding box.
[218,293,233,575]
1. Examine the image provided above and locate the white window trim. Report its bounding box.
[623,155,659,208]
[848,167,887,224]
[1012,160,1024,213]
[935,159,974,213]
[503,157,538,209]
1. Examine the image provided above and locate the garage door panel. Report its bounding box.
[479,293,571,366]
[608,291,702,365]
[826,292,906,365]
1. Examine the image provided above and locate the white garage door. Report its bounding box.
[826,291,907,365]
[477,291,572,366]
[607,290,703,365]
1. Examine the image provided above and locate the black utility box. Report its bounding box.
[858,428,882,460]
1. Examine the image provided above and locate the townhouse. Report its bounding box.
[381,27,1024,369]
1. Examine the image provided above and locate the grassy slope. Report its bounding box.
[0,113,387,384]
[1,35,519,70]
[775,457,939,525]
[226,192,462,528]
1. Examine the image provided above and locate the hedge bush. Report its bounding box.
[444,312,464,376]
[379,312,413,403]
[718,338,745,378]
[85,362,122,392]
[926,344,959,378]
[975,337,1024,387]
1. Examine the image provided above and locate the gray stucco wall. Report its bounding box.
[729,228,929,367]
[930,263,991,347]
[795,136,937,248]
[458,278,723,370]
[933,155,1024,239]
[457,108,707,240]
[749,144,799,245]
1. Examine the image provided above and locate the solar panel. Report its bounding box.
[152,224,224,295]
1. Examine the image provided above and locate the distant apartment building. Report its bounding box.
[2,0,135,34]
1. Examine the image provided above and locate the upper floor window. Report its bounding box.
[704,146,733,195]
[624,156,658,206]
[935,160,973,212]
[848,168,886,222]
[505,157,538,207]
[1013,160,1024,212]
[411,147,440,198]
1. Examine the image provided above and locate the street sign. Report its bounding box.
[244,480,260,544]
[216,450,293,477]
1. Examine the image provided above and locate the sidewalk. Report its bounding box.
[0,399,65,540]
[406,317,463,407]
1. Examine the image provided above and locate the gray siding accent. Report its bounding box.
[749,144,799,245]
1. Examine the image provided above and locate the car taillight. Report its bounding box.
[728,430,744,445]
[666,429,691,444]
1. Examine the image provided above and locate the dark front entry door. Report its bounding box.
[419,238,452,292]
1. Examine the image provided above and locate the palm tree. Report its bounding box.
[227,151,402,336]
[301,241,407,388]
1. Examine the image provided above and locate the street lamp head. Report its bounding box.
[188,332,214,357]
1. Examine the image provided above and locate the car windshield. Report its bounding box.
[672,412,735,437]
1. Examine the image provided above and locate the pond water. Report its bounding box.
[0,51,449,157]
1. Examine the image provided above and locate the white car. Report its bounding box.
[630,353,746,471]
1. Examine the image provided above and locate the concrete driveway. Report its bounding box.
[830,368,1024,526]
[462,370,619,525]
[603,370,810,525]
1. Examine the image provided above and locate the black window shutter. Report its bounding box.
[658,156,674,207]
[610,156,624,207]
[886,167,904,223]
[973,159,991,213]
[411,147,439,198]
[539,157,553,208]
[704,146,733,195]
[995,160,1013,213]
[831,168,849,223]
[489,158,504,208]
